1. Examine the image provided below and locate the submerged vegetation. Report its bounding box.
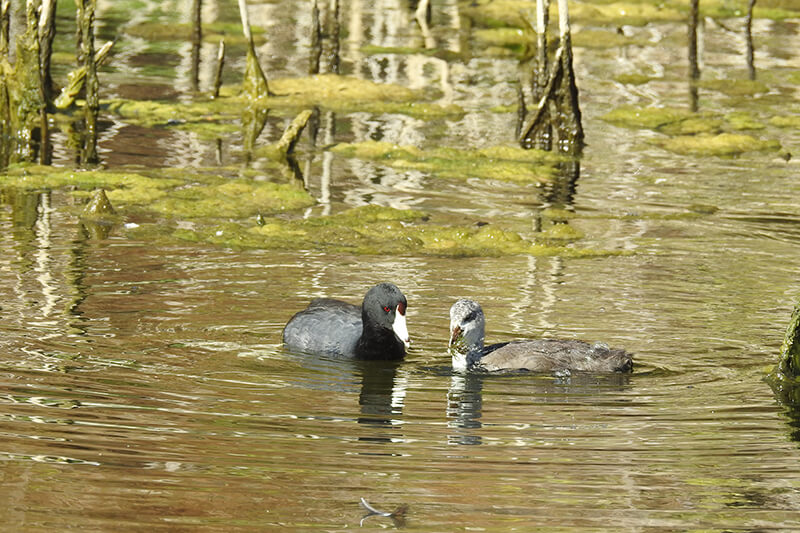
[0,165,314,217]
[601,106,783,156]
[104,74,463,132]
[767,301,800,406]
[331,141,565,184]
[0,0,797,261]
[655,133,780,157]
[464,0,800,29]
[170,204,618,257]
[0,164,622,257]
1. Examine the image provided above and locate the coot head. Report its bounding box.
[363,282,410,350]
[449,299,486,370]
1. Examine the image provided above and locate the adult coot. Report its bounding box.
[283,282,410,359]
[448,299,632,373]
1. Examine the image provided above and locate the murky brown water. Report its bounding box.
[3,0,800,530]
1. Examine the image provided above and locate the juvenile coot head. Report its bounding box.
[449,299,486,371]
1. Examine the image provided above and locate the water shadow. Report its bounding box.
[446,370,631,446]
[281,350,406,445]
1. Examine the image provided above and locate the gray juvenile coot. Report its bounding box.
[448,299,633,373]
[283,282,410,360]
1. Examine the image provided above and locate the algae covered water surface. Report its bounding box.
[2,0,800,530]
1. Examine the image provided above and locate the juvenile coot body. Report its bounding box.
[283,283,410,360]
[448,299,632,373]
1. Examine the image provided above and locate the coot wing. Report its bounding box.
[479,339,632,373]
[283,299,363,357]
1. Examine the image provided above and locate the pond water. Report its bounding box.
[2,0,800,530]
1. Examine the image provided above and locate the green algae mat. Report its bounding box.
[330,141,565,184]
[105,74,463,131]
[0,165,626,258]
[600,106,784,156]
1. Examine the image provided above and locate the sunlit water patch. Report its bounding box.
[2,0,800,530]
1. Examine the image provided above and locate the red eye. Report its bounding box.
[383,306,391,313]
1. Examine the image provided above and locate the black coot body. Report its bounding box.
[283,282,409,360]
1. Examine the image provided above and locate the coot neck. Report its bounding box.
[355,318,405,360]
[450,339,485,371]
